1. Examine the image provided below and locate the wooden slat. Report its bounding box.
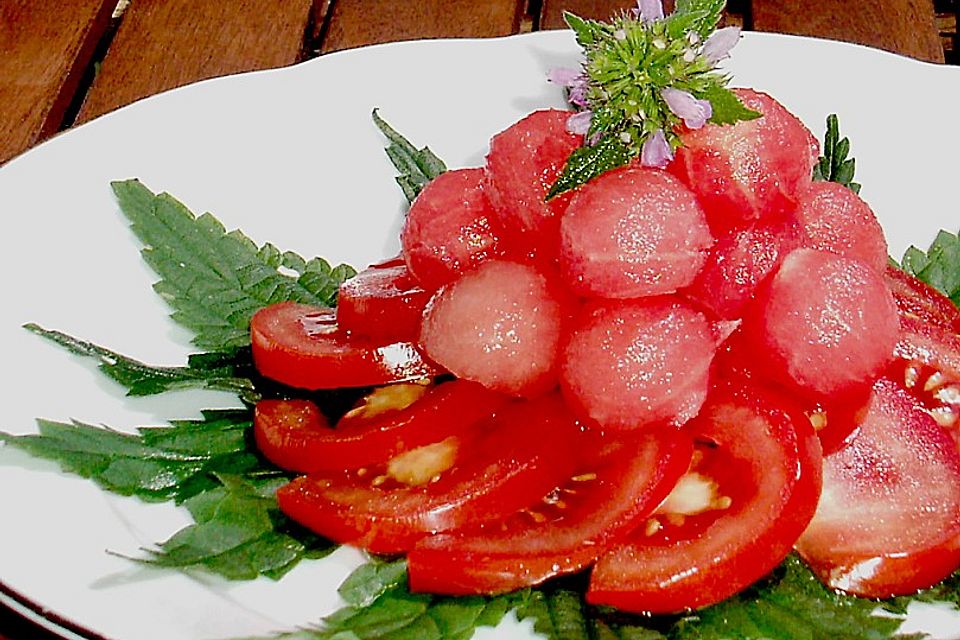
[751,0,944,62]
[540,1,678,30]
[75,0,314,124]
[0,0,113,164]
[320,0,524,53]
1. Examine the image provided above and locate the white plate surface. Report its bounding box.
[0,30,958,640]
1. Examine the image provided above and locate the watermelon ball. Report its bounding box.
[669,88,819,235]
[794,181,888,273]
[484,109,583,259]
[684,218,802,320]
[745,248,899,404]
[560,297,717,430]
[401,167,502,290]
[559,166,713,299]
[419,260,570,397]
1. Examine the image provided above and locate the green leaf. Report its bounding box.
[884,570,960,615]
[547,134,632,199]
[372,109,447,203]
[243,560,529,639]
[699,83,762,125]
[111,179,356,351]
[339,558,410,608]
[0,409,266,503]
[900,229,960,307]
[812,114,861,194]
[672,556,908,639]
[673,0,725,36]
[24,323,259,403]
[139,475,335,580]
[563,11,607,47]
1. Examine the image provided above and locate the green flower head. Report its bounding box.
[547,0,760,198]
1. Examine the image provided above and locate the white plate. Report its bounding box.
[0,30,958,640]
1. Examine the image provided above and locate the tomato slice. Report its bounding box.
[336,258,430,341]
[406,427,693,595]
[795,376,960,598]
[250,301,440,389]
[587,381,822,614]
[885,265,960,333]
[276,394,581,554]
[254,380,508,472]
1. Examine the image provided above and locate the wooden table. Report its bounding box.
[0,0,954,638]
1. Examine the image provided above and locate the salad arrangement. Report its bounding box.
[2,1,960,638]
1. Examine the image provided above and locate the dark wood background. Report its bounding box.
[0,0,956,166]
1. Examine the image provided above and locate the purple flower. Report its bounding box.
[633,0,664,24]
[548,67,590,108]
[547,67,580,85]
[661,87,712,129]
[566,110,593,135]
[703,26,741,64]
[641,129,674,168]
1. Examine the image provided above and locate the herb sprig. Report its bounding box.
[813,113,861,193]
[548,0,760,197]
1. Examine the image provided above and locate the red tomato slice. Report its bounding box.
[885,265,960,334]
[250,301,440,389]
[406,427,693,595]
[587,381,822,614]
[795,377,960,598]
[276,394,581,554]
[254,380,508,472]
[336,258,430,341]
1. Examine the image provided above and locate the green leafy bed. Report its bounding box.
[1,115,959,640]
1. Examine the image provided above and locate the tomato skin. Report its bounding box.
[250,301,440,389]
[406,427,693,595]
[795,377,960,598]
[587,381,822,614]
[884,265,960,333]
[276,394,582,554]
[336,259,430,341]
[254,380,507,472]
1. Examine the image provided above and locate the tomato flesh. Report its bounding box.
[254,380,507,472]
[407,427,693,595]
[885,265,960,333]
[587,381,822,613]
[250,301,440,389]
[276,394,581,554]
[795,377,960,597]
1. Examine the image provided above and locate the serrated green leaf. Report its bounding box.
[901,229,960,306]
[372,109,447,204]
[111,179,355,351]
[339,558,409,608]
[699,83,762,125]
[673,0,725,36]
[139,475,335,580]
[812,114,861,193]
[563,11,605,47]
[0,410,267,503]
[23,323,259,402]
[243,560,528,639]
[672,556,907,639]
[547,134,631,199]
